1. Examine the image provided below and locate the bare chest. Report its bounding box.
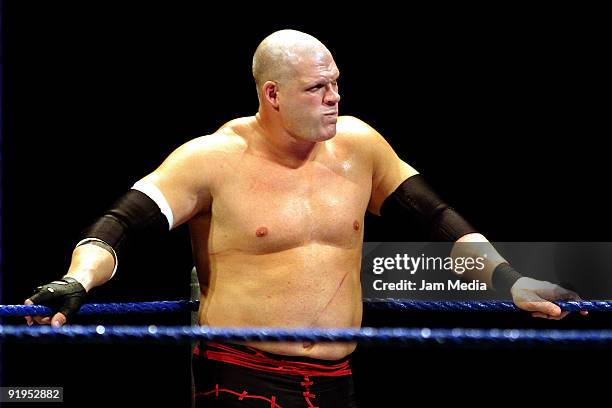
[211,154,372,252]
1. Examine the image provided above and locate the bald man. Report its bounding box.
[25,30,584,407]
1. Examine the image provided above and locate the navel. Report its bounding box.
[255,227,268,237]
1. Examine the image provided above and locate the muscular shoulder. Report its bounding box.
[334,115,389,158]
[150,123,247,185]
[186,134,245,156]
[336,115,376,137]
[173,123,249,163]
[336,115,390,146]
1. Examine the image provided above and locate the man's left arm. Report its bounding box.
[357,117,585,319]
[451,234,586,319]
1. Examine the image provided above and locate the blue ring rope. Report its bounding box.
[0,299,605,317]
[1,325,611,347]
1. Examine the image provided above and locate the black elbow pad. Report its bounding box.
[380,175,477,241]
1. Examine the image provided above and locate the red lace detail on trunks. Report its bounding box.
[196,385,282,408]
[301,375,318,408]
[195,342,352,377]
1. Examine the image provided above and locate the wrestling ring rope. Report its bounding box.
[2,299,610,316]
[0,299,609,348]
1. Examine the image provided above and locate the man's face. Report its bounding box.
[278,51,340,142]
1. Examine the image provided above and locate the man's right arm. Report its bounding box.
[25,136,219,326]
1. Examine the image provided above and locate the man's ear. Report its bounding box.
[263,81,280,109]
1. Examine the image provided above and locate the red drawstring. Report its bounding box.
[197,342,352,377]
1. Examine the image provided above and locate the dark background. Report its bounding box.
[1,3,610,407]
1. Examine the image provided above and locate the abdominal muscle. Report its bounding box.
[196,243,363,360]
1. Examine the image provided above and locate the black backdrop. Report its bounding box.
[1,3,610,407]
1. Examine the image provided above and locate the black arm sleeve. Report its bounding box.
[491,263,523,296]
[79,189,169,258]
[379,175,478,241]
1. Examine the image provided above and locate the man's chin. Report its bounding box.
[294,125,337,143]
[317,125,337,141]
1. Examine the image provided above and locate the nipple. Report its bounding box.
[353,220,360,231]
[255,227,268,237]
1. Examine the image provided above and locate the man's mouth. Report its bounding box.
[323,112,338,124]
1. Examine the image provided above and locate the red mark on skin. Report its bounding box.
[311,270,350,326]
[353,220,360,231]
[255,227,268,237]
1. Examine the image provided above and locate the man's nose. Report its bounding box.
[324,85,341,105]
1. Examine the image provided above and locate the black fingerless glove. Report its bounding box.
[29,277,86,322]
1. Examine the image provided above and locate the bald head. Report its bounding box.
[252,30,332,91]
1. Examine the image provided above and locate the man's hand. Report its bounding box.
[24,277,86,327]
[511,277,588,320]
